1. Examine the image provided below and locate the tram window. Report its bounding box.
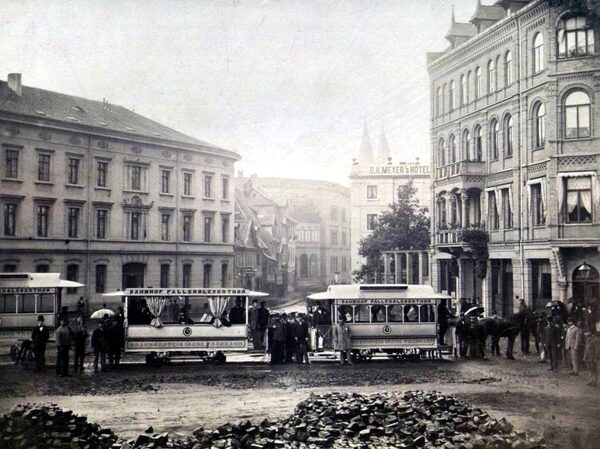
[127,297,152,325]
[38,294,54,313]
[338,305,353,323]
[354,304,370,323]
[387,305,403,322]
[420,304,436,322]
[371,305,385,322]
[405,305,419,322]
[19,294,36,313]
[1,295,17,313]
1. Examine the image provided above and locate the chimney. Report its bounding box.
[7,73,22,96]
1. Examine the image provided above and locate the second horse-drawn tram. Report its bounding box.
[307,284,451,360]
[104,287,268,364]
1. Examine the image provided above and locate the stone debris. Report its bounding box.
[0,392,550,449]
[0,403,117,449]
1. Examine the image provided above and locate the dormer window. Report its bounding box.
[557,16,595,58]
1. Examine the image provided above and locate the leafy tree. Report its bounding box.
[354,183,430,283]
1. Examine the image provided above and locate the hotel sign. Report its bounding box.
[368,165,430,175]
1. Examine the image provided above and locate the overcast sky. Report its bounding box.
[2,0,476,185]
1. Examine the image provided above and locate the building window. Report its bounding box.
[66,264,79,294]
[202,264,211,288]
[330,206,337,220]
[95,265,107,293]
[487,59,496,94]
[67,207,80,238]
[460,74,467,105]
[183,264,192,288]
[531,260,552,311]
[97,161,108,187]
[2,264,17,273]
[531,183,545,226]
[448,134,457,164]
[5,149,19,179]
[449,80,456,110]
[501,188,512,228]
[564,90,591,139]
[504,115,513,157]
[96,209,108,239]
[557,16,595,58]
[475,66,482,99]
[488,191,499,230]
[473,125,482,161]
[533,33,544,74]
[183,214,192,241]
[183,172,192,196]
[3,203,17,236]
[161,169,171,194]
[36,264,49,273]
[160,264,170,288]
[37,205,49,237]
[438,138,446,166]
[366,214,378,230]
[222,177,229,200]
[563,176,592,223]
[490,119,499,160]
[204,174,213,198]
[38,154,51,182]
[504,50,513,85]
[221,263,228,288]
[131,166,142,190]
[221,215,229,243]
[341,209,346,222]
[161,213,171,241]
[367,185,377,199]
[330,229,338,245]
[342,256,347,272]
[462,129,470,161]
[204,216,212,242]
[436,87,442,115]
[529,102,546,149]
[342,230,347,246]
[68,158,80,184]
[130,212,141,240]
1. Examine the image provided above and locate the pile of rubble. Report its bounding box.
[0,403,117,449]
[188,391,548,449]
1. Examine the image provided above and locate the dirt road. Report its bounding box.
[1,355,599,449]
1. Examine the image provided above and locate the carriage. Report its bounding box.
[307,284,451,361]
[104,287,268,364]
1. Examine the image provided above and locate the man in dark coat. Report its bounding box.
[257,301,270,350]
[270,314,286,365]
[544,317,564,371]
[31,315,50,371]
[107,319,124,369]
[91,322,107,373]
[284,313,296,363]
[437,299,450,345]
[294,314,311,364]
[55,317,72,377]
[72,318,87,374]
[228,298,245,325]
[455,314,468,358]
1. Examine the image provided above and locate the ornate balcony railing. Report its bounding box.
[435,224,486,245]
[435,160,486,180]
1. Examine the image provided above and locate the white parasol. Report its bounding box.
[90,308,115,319]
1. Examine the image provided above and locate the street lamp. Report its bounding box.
[577,261,591,280]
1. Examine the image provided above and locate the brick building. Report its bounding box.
[428,0,599,315]
[0,74,239,308]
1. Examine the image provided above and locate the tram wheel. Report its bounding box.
[145,352,161,367]
[213,351,226,365]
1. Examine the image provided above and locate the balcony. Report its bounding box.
[435,160,486,181]
[434,225,487,247]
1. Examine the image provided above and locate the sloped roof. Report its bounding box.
[471,3,506,22]
[446,21,478,39]
[0,79,235,155]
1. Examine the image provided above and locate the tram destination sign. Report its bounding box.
[336,298,437,305]
[0,287,54,294]
[126,288,247,296]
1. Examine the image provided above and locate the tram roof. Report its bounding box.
[0,272,84,289]
[103,287,269,297]
[307,284,451,301]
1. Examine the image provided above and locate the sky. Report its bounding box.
[2,0,476,185]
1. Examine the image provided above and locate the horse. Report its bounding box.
[479,312,527,360]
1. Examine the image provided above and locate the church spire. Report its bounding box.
[451,5,456,25]
[357,122,373,165]
[376,123,391,164]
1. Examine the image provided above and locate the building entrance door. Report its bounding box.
[491,260,513,317]
[122,263,145,289]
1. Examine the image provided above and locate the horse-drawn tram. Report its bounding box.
[104,287,268,364]
[307,284,451,360]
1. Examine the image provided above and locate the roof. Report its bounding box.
[0,272,84,289]
[470,3,506,22]
[0,79,236,156]
[446,21,478,39]
[308,284,452,301]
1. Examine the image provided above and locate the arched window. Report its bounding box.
[438,197,447,227]
[564,90,591,138]
[462,129,471,161]
[474,125,483,161]
[436,87,443,116]
[475,66,482,99]
[460,74,467,106]
[490,119,500,159]
[438,138,446,166]
[449,80,456,110]
[557,16,595,58]
[487,59,496,94]
[504,115,513,157]
[448,134,457,164]
[299,254,308,278]
[505,50,513,85]
[442,84,447,113]
[533,33,544,74]
[533,102,546,148]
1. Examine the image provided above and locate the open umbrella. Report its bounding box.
[90,308,115,320]
[464,306,484,317]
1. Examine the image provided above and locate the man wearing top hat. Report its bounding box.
[31,314,50,371]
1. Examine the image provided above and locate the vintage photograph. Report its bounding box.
[0,0,599,448]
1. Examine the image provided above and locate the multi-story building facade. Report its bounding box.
[0,74,239,308]
[246,176,351,289]
[350,124,431,274]
[428,0,599,316]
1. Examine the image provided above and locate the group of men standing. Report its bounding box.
[265,312,311,365]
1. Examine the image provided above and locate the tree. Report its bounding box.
[354,183,430,283]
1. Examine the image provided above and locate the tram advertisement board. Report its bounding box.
[336,298,437,305]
